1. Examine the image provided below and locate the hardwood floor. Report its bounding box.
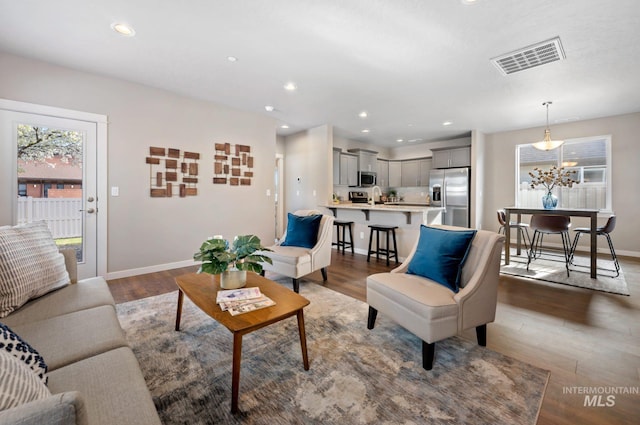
[107,250,640,425]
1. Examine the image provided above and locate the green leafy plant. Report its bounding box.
[193,235,272,275]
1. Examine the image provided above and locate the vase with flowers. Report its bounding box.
[528,166,578,210]
[193,235,272,289]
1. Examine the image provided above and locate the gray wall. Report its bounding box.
[0,52,277,276]
[481,112,640,256]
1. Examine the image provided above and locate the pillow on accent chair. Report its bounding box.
[0,323,48,384]
[407,225,477,292]
[280,213,322,249]
[0,221,70,318]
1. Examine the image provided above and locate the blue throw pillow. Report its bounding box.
[407,225,477,292]
[281,213,322,248]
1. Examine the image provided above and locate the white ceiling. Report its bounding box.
[1,0,639,147]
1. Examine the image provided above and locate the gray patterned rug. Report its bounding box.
[501,249,629,296]
[116,282,548,425]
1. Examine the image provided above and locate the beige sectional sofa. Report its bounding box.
[0,249,161,425]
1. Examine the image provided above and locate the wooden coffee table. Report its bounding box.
[174,272,310,413]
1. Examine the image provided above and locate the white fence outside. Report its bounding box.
[16,197,82,239]
[518,186,606,210]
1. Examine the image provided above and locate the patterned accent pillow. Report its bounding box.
[0,322,48,384]
[0,221,70,318]
[0,349,51,411]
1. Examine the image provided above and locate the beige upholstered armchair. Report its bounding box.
[366,225,505,370]
[261,210,334,293]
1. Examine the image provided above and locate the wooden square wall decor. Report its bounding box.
[146,147,200,197]
[213,143,253,186]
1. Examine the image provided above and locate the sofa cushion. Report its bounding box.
[0,221,71,318]
[266,245,312,266]
[10,306,128,372]
[0,322,48,383]
[407,225,476,292]
[2,277,115,328]
[0,391,88,425]
[281,213,322,248]
[48,347,161,425]
[0,350,51,411]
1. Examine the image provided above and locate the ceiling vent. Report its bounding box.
[491,37,566,75]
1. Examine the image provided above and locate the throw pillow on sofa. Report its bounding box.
[280,213,322,249]
[0,350,51,411]
[407,225,477,293]
[0,322,48,384]
[0,221,70,318]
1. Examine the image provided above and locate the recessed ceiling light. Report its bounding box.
[359,111,368,118]
[227,56,238,62]
[407,123,414,127]
[361,129,370,133]
[396,139,404,143]
[111,22,135,37]
[461,0,478,5]
[280,124,289,129]
[284,82,297,91]
[442,121,453,126]
[264,105,275,112]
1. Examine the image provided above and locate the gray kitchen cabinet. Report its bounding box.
[348,148,378,172]
[419,158,432,186]
[333,148,341,184]
[432,147,471,168]
[388,161,402,187]
[339,153,358,186]
[377,159,389,188]
[401,160,420,187]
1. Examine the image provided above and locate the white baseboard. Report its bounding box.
[106,259,196,280]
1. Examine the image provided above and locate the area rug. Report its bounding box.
[501,248,629,296]
[116,282,548,425]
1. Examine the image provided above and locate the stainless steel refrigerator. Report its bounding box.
[429,168,470,227]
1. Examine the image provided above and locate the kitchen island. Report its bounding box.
[320,203,444,261]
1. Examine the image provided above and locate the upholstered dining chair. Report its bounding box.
[260,210,334,293]
[366,225,505,370]
[569,215,620,277]
[496,209,531,250]
[526,215,572,277]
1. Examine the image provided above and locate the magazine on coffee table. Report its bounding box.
[216,287,262,303]
[216,287,275,315]
[226,296,276,316]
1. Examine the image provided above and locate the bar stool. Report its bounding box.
[333,220,354,254]
[367,225,399,266]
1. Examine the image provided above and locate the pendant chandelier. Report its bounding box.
[531,101,564,151]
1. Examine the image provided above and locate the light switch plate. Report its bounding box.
[111,187,119,196]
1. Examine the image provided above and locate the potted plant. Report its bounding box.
[193,235,272,289]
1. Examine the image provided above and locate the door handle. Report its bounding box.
[80,208,96,214]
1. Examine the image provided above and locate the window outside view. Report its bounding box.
[16,124,84,260]
[517,136,610,210]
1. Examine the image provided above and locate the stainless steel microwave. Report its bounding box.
[358,171,376,187]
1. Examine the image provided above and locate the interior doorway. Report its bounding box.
[274,154,284,242]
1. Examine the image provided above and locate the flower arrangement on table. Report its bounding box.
[528,166,578,192]
[528,166,578,209]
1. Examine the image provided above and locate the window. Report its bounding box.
[516,135,611,211]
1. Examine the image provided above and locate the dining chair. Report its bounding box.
[569,215,620,277]
[526,215,572,277]
[496,209,531,250]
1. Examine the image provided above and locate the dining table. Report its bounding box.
[503,207,600,279]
